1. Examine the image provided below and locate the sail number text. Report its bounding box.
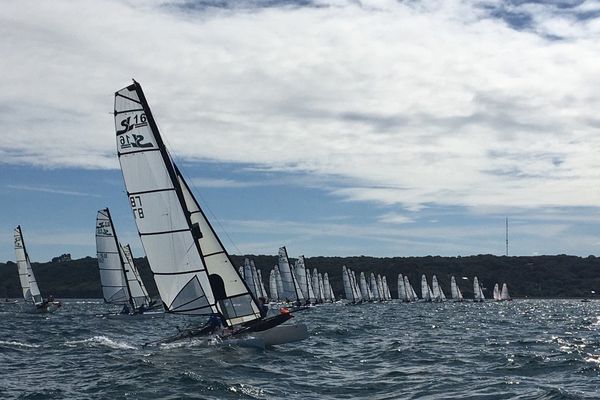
[130,196,144,219]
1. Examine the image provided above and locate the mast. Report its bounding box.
[506,217,509,256]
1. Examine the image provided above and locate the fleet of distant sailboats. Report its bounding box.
[2,80,518,346]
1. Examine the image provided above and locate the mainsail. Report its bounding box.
[96,210,130,305]
[115,81,260,326]
[359,272,370,301]
[269,268,279,301]
[450,276,463,302]
[473,277,484,302]
[14,226,43,305]
[277,247,304,303]
[493,283,501,301]
[342,266,355,302]
[122,244,152,308]
[421,274,431,301]
[501,283,511,300]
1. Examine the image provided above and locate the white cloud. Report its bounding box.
[1,0,600,213]
[6,184,101,197]
[377,212,415,224]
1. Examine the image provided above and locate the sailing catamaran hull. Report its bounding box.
[23,301,61,313]
[250,323,308,346]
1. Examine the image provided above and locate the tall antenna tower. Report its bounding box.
[505,217,509,256]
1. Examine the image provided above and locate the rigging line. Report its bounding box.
[155,116,243,256]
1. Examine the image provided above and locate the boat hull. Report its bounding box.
[251,324,308,346]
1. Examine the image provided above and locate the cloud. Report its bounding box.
[377,212,415,224]
[6,184,101,198]
[1,0,600,213]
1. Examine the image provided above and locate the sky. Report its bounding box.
[2,0,600,262]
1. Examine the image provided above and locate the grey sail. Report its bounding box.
[501,283,511,301]
[493,283,501,301]
[115,81,260,326]
[421,274,431,301]
[278,247,304,302]
[14,226,43,305]
[359,272,370,301]
[95,210,129,305]
[122,244,152,308]
[269,268,279,301]
[370,272,381,301]
[342,266,355,302]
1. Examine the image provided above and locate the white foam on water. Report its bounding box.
[0,340,40,348]
[65,335,136,350]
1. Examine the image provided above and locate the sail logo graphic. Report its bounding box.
[117,114,148,134]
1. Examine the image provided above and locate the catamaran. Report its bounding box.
[500,283,512,301]
[114,80,307,346]
[96,208,157,314]
[421,274,432,302]
[14,226,61,313]
[473,277,485,302]
[450,276,463,302]
[493,283,501,301]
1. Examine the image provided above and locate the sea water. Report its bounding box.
[1,299,600,399]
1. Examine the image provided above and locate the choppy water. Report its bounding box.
[2,300,600,399]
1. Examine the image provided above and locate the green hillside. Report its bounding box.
[1,254,599,299]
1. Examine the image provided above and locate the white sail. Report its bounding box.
[277,247,304,302]
[411,283,418,301]
[342,266,355,302]
[493,283,501,301]
[450,276,459,300]
[397,274,405,301]
[473,276,484,302]
[318,273,326,302]
[122,243,151,308]
[432,275,441,302]
[95,210,129,305]
[328,281,335,302]
[501,283,511,300]
[305,264,317,303]
[250,260,264,299]
[311,269,321,302]
[269,268,279,301]
[359,272,370,301]
[382,276,390,301]
[14,226,43,305]
[115,82,260,326]
[421,274,431,301]
[294,256,308,299]
[323,273,331,302]
[370,272,380,301]
[242,258,258,299]
[403,275,413,301]
[376,274,384,301]
[257,268,268,300]
[275,265,284,300]
[351,270,362,302]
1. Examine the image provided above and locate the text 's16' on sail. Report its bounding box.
[114,81,261,327]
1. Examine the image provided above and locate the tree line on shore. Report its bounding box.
[1,254,599,299]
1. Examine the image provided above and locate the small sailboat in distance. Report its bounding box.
[14,226,61,313]
[501,283,512,301]
[96,208,157,314]
[450,276,463,302]
[115,80,307,346]
[473,277,484,302]
[493,283,501,301]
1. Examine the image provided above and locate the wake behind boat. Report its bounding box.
[114,80,307,347]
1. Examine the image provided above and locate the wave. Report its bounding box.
[0,340,40,348]
[64,335,136,350]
